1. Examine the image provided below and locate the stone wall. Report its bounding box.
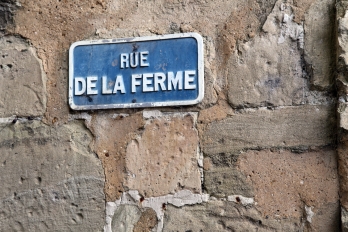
[0,0,343,231]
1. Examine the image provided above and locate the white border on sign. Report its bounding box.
[68,33,204,110]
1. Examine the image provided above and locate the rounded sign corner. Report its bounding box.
[69,41,81,53]
[189,32,203,41]
[196,93,204,105]
[69,99,80,111]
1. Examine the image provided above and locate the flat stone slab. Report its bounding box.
[0,36,46,117]
[0,120,105,231]
[202,105,335,154]
[88,111,201,201]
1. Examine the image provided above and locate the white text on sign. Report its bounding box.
[74,51,197,95]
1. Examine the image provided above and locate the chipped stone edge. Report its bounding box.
[0,116,42,124]
[28,45,47,112]
[105,191,254,232]
[197,150,204,184]
[67,111,204,232]
[105,190,209,232]
[142,110,198,122]
[105,111,204,232]
[0,36,47,118]
[0,115,18,124]
[68,110,198,125]
[227,195,255,206]
[68,112,92,124]
[305,205,314,223]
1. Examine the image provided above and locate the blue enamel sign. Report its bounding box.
[69,33,204,110]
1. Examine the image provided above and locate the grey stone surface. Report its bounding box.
[227,0,335,107]
[125,112,201,197]
[304,0,335,90]
[204,167,254,198]
[0,36,46,117]
[227,33,305,108]
[307,202,340,232]
[338,4,348,93]
[337,2,348,218]
[0,120,105,231]
[343,207,348,232]
[202,105,336,154]
[227,0,303,108]
[111,205,142,232]
[203,154,254,198]
[339,102,348,130]
[163,201,302,232]
[0,0,19,30]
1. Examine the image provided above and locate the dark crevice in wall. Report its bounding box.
[0,0,19,31]
[256,0,278,28]
[203,144,337,158]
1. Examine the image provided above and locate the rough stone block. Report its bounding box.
[339,102,348,130]
[227,34,305,108]
[164,149,339,231]
[111,205,141,232]
[133,208,157,232]
[227,0,335,107]
[111,205,158,232]
[0,0,18,30]
[201,105,335,154]
[0,120,105,231]
[307,202,340,232]
[304,0,335,90]
[203,154,253,198]
[0,36,46,117]
[204,167,254,198]
[338,5,348,74]
[105,189,205,232]
[198,100,233,124]
[163,201,301,231]
[343,207,348,232]
[227,0,305,108]
[125,112,201,197]
[13,0,109,124]
[88,112,145,201]
[88,111,201,201]
[338,131,348,209]
[238,149,339,220]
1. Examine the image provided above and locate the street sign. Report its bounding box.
[69,33,204,110]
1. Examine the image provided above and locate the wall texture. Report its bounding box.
[0,0,345,231]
